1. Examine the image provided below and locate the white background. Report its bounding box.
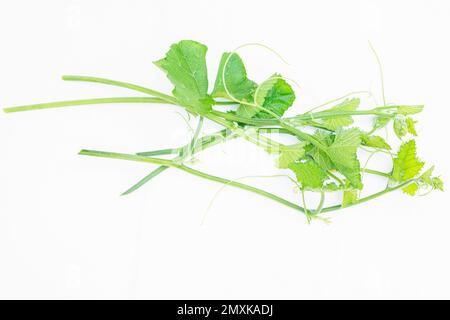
[0,0,449,299]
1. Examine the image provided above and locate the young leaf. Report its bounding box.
[212,52,257,101]
[392,140,424,183]
[361,133,391,150]
[432,177,444,191]
[154,40,213,113]
[254,74,280,106]
[326,128,362,189]
[289,160,328,190]
[416,166,444,192]
[372,116,391,132]
[342,189,358,207]
[395,105,424,115]
[276,142,307,169]
[307,131,335,170]
[253,76,295,119]
[403,182,419,196]
[318,98,360,130]
[406,117,417,136]
[236,104,259,118]
[394,116,408,139]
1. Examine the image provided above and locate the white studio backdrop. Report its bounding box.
[0,0,449,299]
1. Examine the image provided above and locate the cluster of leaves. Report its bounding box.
[4,39,443,218]
[154,40,442,207]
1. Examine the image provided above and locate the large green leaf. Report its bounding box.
[318,98,360,130]
[253,75,295,119]
[276,142,306,169]
[289,160,328,190]
[326,128,362,189]
[392,140,424,182]
[211,52,257,101]
[307,131,335,171]
[154,40,213,113]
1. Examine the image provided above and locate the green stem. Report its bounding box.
[3,97,168,113]
[362,168,391,178]
[79,148,414,216]
[182,116,204,158]
[79,149,308,215]
[62,75,178,104]
[320,179,416,212]
[327,170,344,185]
[136,148,179,157]
[124,129,237,195]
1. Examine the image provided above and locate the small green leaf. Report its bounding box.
[253,76,295,119]
[403,182,419,196]
[406,117,418,136]
[392,140,424,182]
[236,103,259,118]
[361,133,391,150]
[394,116,408,139]
[276,142,306,168]
[372,116,391,132]
[326,128,362,189]
[419,166,434,185]
[319,98,360,130]
[396,105,424,115]
[289,160,328,190]
[212,52,257,101]
[307,131,335,170]
[432,177,444,191]
[254,74,280,107]
[154,40,212,113]
[323,182,342,191]
[342,189,358,207]
[417,166,444,191]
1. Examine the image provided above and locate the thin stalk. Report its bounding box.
[62,75,178,105]
[314,191,326,216]
[181,116,204,158]
[79,149,308,214]
[79,149,414,215]
[121,166,169,196]
[124,129,237,195]
[3,97,168,113]
[320,179,416,213]
[327,170,344,185]
[136,148,179,157]
[361,168,391,178]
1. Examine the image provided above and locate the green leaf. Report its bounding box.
[396,105,424,115]
[361,133,391,150]
[432,177,444,191]
[323,182,342,191]
[417,166,444,192]
[419,166,434,185]
[403,182,419,196]
[372,116,391,132]
[394,116,408,139]
[276,142,307,168]
[342,189,358,207]
[289,160,328,190]
[306,130,335,170]
[212,52,257,101]
[154,40,212,113]
[319,98,360,130]
[253,76,295,119]
[406,117,417,136]
[392,140,424,182]
[236,104,259,118]
[326,128,362,189]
